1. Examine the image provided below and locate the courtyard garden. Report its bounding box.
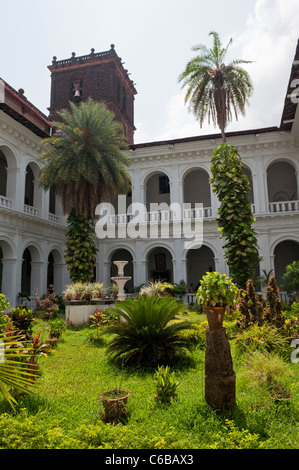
[0,275,299,450]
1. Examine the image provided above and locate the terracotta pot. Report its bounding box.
[72,294,82,301]
[203,306,226,329]
[99,389,130,423]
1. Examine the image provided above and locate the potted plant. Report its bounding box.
[89,309,108,342]
[47,318,66,345]
[63,283,84,301]
[269,383,291,404]
[62,284,76,302]
[84,283,93,301]
[109,282,119,299]
[99,388,131,423]
[91,282,105,300]
[195,272,239,328]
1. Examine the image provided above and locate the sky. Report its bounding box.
[0,0,298,144]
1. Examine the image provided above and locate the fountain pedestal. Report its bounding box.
[111,261,131,301]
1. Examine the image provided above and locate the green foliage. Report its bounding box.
[0,294,10,332]
[139,280,174,297]
[154,365,179,405]
[0,319,298,449]
[65,209,97,282]
[182,321,208,350]
[49,319,66,339]
[89,309,108,339]
[237,279,264,328]
[210,143,261,287]
[103,296,195,366]
[282,261,299,301]
[39,97,131,219]
[0,328,36,409]
[239,351,292,390]
[264,276,285,328]
[209,419,261,449]
[171,280,188,300]
[195,271,239,307]
[178,31,253,140]
[233,323,290,357]
[33,285,59,319]
[9,307,34,336]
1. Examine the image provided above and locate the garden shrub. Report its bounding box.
[0,294,10,332]
[264,276,285,328]
[33,285,60,319]
[209,419,261,449]
[154,365,179,405]
[182,321,208,349]
[104,296,195,366]
[233,323,290,357]
[9,307,34,336]
[239,351,292,390]
[236,279,264,328]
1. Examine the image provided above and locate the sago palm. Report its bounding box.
[178,31,253,141]
[103,295,195,366]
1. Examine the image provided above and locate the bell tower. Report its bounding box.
[48,45,137,144]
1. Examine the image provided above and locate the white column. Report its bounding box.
[1,258,17,307]
[30,261,45,295]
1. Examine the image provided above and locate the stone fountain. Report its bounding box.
[111,261,131,301]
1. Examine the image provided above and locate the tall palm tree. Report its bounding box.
[178,31,253,141]
[39,97,131,282]
[40,97,131,218]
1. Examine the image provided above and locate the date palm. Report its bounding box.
[40,97,131,219]
[39,97,131,282]
[178,31,253,141]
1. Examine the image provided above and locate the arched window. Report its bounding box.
[267,161,298,202]
[24,165,34,206]
[183,168,211,208]
[0,150,7,197]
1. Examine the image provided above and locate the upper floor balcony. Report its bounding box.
[0,149,65,225]
[0,143,298,227]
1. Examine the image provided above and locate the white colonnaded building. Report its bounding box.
[0,41,299,307]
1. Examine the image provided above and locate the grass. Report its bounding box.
[0,313,298,449]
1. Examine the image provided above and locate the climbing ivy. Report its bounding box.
[210,142,261,288]
[64,209,97,283]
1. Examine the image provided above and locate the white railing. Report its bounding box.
[269,200,299,213]
[183,207,212,219]
[107,208,213,226]
[24,204,39,217]
[0,195,13,208]
[18,296,36,310]
[49,213,62,224]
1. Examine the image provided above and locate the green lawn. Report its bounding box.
[0,314,298,449]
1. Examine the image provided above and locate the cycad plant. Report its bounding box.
[39,97,131,282]
[103,295,194,366]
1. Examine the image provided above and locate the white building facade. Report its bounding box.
[1,42,299,306]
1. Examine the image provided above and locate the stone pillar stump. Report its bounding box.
[205,327,236,410]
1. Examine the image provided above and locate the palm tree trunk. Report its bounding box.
[221,128,226,142]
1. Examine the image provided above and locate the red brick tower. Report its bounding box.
[48,45,137,144]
